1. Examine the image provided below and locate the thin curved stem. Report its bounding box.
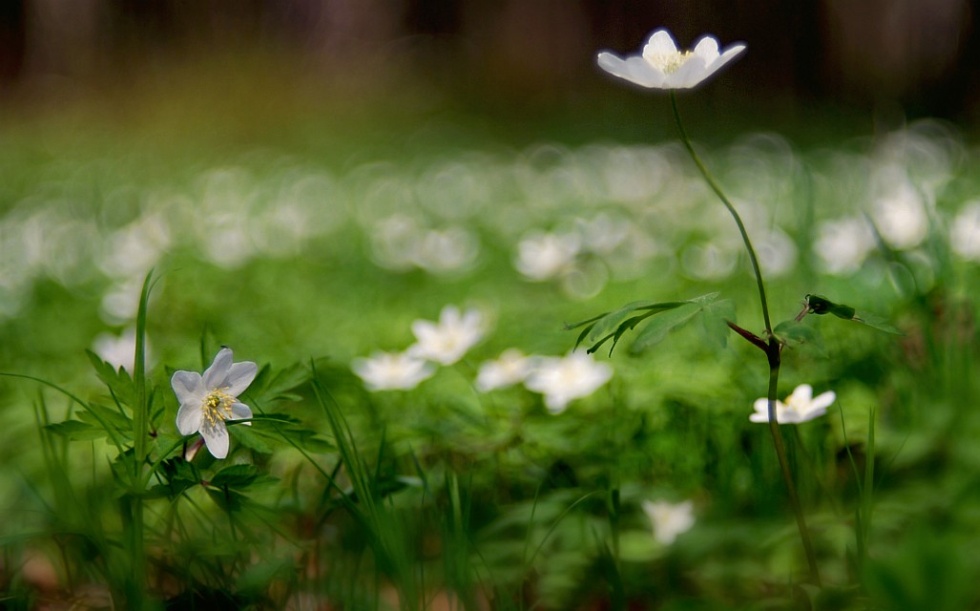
[669,92,773,335]
[669,92,820,585]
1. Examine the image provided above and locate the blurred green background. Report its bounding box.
[1,2,980,609]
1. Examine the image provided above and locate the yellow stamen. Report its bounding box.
[651,51,692,74]
[201,389,235,426]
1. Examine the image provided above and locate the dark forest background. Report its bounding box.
[0,0,976,122]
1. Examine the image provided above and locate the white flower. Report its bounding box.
[642,500,695,545]
[352,351,435,391]
[92,328,151,373]
[172,348,258,459]
[514,231,581,281]
[750,384,836,424]
[408,305,485,365]
[950,200,980,261]
[813,217,876,275]
[475,349,534,392]
[524,351,613,414]
[871,183,928,249]
[597,28,746,90]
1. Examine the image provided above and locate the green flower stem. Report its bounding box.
[670,93,820,586]
[669,93,772,334]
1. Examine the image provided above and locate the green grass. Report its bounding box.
[0,58,978,609]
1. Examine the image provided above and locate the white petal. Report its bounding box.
[171,370,204,405]
[667,55,708,89]
[792,384,814,403]
[224,361,258,395]
[176,403,203,435]
[625,56,667,87]
[810,390,837,411]
[229,401,253,423]
[201,422,230,459]
[749,412,771,423]
[643,29,679,57]
[692,36,720,62]
[203,348,234,389]
[696,44,747,81]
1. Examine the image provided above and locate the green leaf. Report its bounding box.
[211,464,261,489]
[85,350,136,407]
[584,300,683,345]
[853,312,903,335]
[629,302,702,354]
[701,298,735,348]
[77,403,133,438]
[45,420,108,441]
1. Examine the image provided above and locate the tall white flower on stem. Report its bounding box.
[524,351,613,414]
[597,28,746,90]
[408,305,485,365]
[172,347,258,459]
[352,351,436,391]
[750,384,836,424]
[642,500,695,545]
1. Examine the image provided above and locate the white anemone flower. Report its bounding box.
[475,349,534,392]
[172,348,258,459]
[642,500,695,545]
[515,231,581,281]
[352,351,436,391]
[408,305,485,365]
[597,28,746,90]
[524,351,613,414]
[750,384,836,424]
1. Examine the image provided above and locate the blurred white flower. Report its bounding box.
[750,384,836,424]
[813,218,876,275]
[172,347,257,459]
[98,213,171,279]
[755,228,798,278]
[524,351,613,414]
[408,306,485,366]
[352,351,436,391]
[411,227,480,275]
[642,500,695,545]
[475,349,534,392]
[597,28,746,90]
[92,328,151,372]
[872,183,928,249]
[515,231,581,281]
[950,201,980,261]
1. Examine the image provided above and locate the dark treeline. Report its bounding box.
[0,0,977,119]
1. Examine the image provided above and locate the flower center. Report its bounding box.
[202,389,235,426]
[649,51,692,74]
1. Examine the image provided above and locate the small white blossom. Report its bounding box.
[352,351,435,391]
[408,305,485,365]
[642,500,695,545]
[813,218,876,275]
[475,349,534,392]
[172,348,257,459]
[597,28,746,90]
[524,351,613,414]
[872,183,928,249]
[514,231,581,281]
[750,384,836,424]
[951,201,980,261]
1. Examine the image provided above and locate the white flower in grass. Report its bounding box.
[643,500,695,545]
[475,349,534,392]
[352,351,435,391]
[524,351,613,414]
[514,231,581,281]
[750,384,836,424]
[950,200,980,261]
[172,348,258,459]
[597,28,746,90]
[408,305,485,365]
